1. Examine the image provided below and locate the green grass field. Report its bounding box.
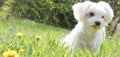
[0,19,120,57]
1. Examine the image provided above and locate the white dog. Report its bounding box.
[61,1,114,52]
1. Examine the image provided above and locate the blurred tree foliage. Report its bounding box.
[11,0,81,28]
[0,0,4,7]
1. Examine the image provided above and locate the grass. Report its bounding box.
[0,19,120,57]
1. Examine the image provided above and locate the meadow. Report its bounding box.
[0,19,120,57]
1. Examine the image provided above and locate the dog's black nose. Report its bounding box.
[95,21,101,26]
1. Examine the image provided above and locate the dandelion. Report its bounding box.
[16,32,24,38]
[92,25,100,30]
[35,35,42,40]
[3,50,19,57]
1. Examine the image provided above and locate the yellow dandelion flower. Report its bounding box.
[3,50,19,57]
[16,32,24,38]
[35,35,42,40]
[92,25,100,30]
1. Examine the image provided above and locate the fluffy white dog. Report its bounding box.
[61,1,114,52]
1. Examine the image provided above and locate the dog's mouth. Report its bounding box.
[92,25,100,30]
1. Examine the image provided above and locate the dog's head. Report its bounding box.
[72,1,114,30]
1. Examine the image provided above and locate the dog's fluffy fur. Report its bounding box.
[61,1,114,52]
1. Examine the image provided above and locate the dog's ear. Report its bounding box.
[72,3,82,21]
[72,1,92,21]
[98,1,114,23]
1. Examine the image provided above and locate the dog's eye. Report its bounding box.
[89,12,94,17]
[102,16,104,18]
